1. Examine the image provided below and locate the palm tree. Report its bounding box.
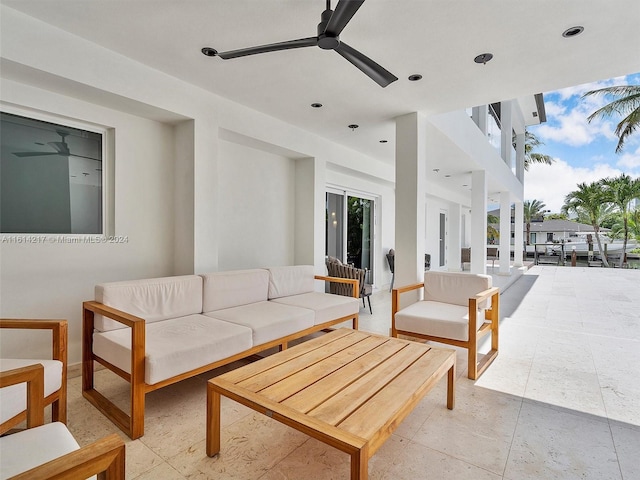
[487,213,499,244]
[583,85,640,153]
[524,130,554,171]
[600,174,640,266]
[523,199,546,245]
[562,182,614,267]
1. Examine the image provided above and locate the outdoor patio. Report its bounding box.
[63,265,639,479]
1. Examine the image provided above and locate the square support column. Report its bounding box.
[470,170,487,274]
[395,113,427,289]
[499,191,511,275]
[447,202,462,271]
[514,201,524,267]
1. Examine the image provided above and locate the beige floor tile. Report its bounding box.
[504,402,621,480]
[610,423,640,480]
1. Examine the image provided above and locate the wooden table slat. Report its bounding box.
[281,339,408,412]
[258,336,393,402]
[221,329,361,384]
[339,348,455,443]
[307,342,431,426]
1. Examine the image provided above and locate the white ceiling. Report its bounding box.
[3,0,640,167]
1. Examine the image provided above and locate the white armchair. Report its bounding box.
[0,363,125,479]
[392,271,499,380]
[0,319,68,434]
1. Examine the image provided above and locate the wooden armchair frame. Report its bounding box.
[0,364,125,480]
[83,274,359,439]
[0,318,68,433]
[391,282,499,380]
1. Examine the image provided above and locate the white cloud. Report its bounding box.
[617,145,640,169]
[523,158,626,213]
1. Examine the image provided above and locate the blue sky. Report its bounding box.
[524,72,640,213]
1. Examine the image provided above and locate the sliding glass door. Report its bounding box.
[326,189,375,278]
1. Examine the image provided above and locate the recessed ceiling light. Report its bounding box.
[311,103,323,108]
[444,174,451,178]
[379,140,388,143]
[348,124,359,130]
[562,26,584,38]
[462,184,468,187]
[408,74,422,81]
[474,53,493,64]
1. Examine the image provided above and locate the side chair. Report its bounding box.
[326,259,372,314]
[0,318,67,434]
[0,363,125,479]
[392,271,499,380]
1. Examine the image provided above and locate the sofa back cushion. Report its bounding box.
[423,271,491,308]
[267,265,315,299]
[201,269,269,312]
[95,275,203,332]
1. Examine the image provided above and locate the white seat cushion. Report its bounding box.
[0,422,79,479]
[201,269,269,312]
[270,292,359,325]
[0,359,63,424]
[395,300,485,342]
[93,314,252,385]
[267,265,315,299]
[204,301,314,346]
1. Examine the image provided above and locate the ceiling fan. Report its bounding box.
[201,0,398,88]
[12,130,100,161]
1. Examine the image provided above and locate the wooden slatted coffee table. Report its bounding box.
[206,328,455,479]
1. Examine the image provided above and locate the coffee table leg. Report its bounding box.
[351,445,368,480]
[206,382,221,457]
[447,362,455,410]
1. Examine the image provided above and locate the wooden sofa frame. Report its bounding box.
[1,364,125,480]
[82,274,359,439]
[391,282,499,380]
[0,318,68,433]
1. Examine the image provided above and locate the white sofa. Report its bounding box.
[83,265,360,439]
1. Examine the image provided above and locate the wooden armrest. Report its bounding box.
[473,286,500,305]
[83,301,146,328]
[0,318,67,366]
[315,275,360,298]
[10,433,125,480]
[0,364,45,429]
[391,282,424,315]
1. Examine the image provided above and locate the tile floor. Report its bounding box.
[64,265,639,479]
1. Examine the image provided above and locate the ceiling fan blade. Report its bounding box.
[12,151,63,157]
[48,141,70,155]
[334,42,398,87]
[324,0,364,37]
[217,37,318,59]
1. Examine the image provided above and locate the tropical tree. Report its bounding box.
[583,85,640,153]
[524,130,555,171]
[599,174,640,266]
[487,213,499,243]
[523,199,546,245]
[562,182,614,267]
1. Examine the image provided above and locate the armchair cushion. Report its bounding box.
[0,359,62,424]
[0,421,79,479]
[423,271,491,309]
[394,301,482,342]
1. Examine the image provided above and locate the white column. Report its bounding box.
[515,132,525,183]
[395,112,427,289]
[472,105,488,135]
[294,156,326,277]
[470,170,487,274]
[448,202,462,271]
[501,100,513,167]
[499,191,511,275]
[514,201,524,267]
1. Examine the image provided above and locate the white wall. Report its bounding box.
[217,140,295,270]
[0,81,176,361]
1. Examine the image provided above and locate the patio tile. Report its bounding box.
[610,423,640,480]
[504,402,622,480]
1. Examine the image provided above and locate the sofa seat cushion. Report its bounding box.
[201,269,269,312]
[271,292,359,325]
[93,314,252,385]
[394,300,485,342]
[0,422,80,479]
[0,358,63,424]
[95,275,204,332]
[204,301,314,346]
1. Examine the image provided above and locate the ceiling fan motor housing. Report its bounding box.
[317,8,340,49]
